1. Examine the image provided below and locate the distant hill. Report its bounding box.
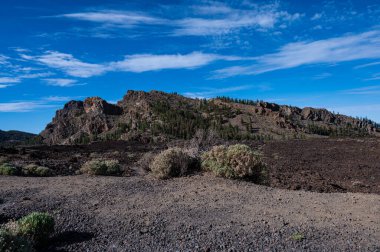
[0,130,37,145]
[40,90,380,145]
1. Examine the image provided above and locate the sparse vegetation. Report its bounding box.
[138,152,157,172]
[80,159,121,175]
[0,156,8,163]
[22,164,52,177]
[0,163,53,177]
[0,228,33,252]
[0,163,19,176]
[291,232,305,241]
[201,144,266,181]
[150,148,196,179]
[17,212,55,244]
[0,212,54,251]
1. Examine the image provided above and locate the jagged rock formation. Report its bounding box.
[40,90,380,145]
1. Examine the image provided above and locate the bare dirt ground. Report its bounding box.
[0,138,380,251]
[1,138,379,194]
[0,175,379,251]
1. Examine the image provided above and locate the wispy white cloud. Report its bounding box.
[110,52,245,73]
[172,4,301,36]
[191,3,234,15]
[313,72,332,80]
[342,85,380,95]
[0,102,55,112]
[44,78,80,87]
[0,77,20,84]
[311,13,323,21]
[22,51,249,77]
[364,76,380,81]
[0,55,9,64]
[0,59,53,88]
[59,10,167,27]
[21,51,105,78]
[43,95,83,102]
[354,61,380,69]
[21,72,54,79]
[57,3,302,37]
[183,85,254,99]
[214,30,380,78]
[0,95,81,112]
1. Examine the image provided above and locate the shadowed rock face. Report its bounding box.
[40,90,379,145]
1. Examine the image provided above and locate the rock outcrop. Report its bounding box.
[40,90,379,145]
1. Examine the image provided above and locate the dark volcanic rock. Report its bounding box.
[83,97,122,115]
[41,98,122,145]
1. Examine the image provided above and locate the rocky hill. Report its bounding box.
[40,90,380,145]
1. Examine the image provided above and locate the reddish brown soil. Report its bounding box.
[262,138,380,194]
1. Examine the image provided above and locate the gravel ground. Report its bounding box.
[2,138,380,194]
[0,174,379,251]
[263,138,380,194]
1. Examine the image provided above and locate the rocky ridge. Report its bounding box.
[40,90,379,145]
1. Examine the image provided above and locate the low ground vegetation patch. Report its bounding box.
[201,144,266,182]
[80,159,121,176]
[0,212,54,251]
[0,163,19,176]
[291,232,305,241]
[0,163,53,177]
[22,164,52,177]
[150,147,198,179]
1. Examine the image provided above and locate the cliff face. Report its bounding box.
[40,97,122,145]
[40,90,379,145]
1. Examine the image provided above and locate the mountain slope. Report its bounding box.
[0,130,36,144]
[40,90,379,145]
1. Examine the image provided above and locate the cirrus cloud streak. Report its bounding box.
[214,30,380,78]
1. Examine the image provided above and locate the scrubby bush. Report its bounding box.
[80,159,121,175]
[0,156,8,164]
[201,144,266,181]
[17,212,55,244]
[149,148,197,179]
[22,164,52,177]
[0,163,19,176]
[0,212,54,251]
[0,228,33,252]
[138,152,157,172]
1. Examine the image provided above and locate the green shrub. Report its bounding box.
[17,212,54,244]
[80,159,121,175]
[0,163,19,176]
[0,228,33,252]
[201,144,266,181]
[149,148,196,179]
[22,164,52,177]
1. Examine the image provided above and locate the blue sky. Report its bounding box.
[1,0,380,133]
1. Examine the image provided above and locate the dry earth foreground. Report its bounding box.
[0,175,379,251]
[0,138,379,251]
